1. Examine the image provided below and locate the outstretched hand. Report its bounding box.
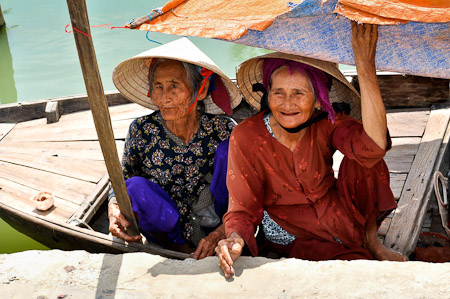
[108,203,142,243]
[351,21,378,73]
[193,224,226,259]
[215,232,245,279]
[351,21,388,150]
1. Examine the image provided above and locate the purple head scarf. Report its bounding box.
[262,58,335,122]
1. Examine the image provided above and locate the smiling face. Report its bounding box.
[150,60,194,121]
[268,66,319,129]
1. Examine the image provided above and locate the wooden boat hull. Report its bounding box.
[1,88,449,258]
[0,202,190,259]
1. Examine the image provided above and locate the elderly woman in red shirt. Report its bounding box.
[216,23,407,278]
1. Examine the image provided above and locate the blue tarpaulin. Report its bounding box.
[134,0,450,79]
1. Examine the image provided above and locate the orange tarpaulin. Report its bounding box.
[136,0,450,40]
[137,0,302,40]
[335,0,450,25]
[131,0,450,79]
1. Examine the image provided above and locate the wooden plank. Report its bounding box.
[353,75,450,108]
[378,217,391,237]
[0,177,78,222]
[3,117,133,142]
[67,0,139,237]
[0,161,95,205]
[0,202,191,259]
[386,109,429,137]
[333,137,421,176]
[0,123,15,141]
[6,102,147,133]
[385,137,420,173]
[384,107,450,256]
[0,140,124,161]
[68,174,109,226]
[107,103,151,121]
[0,91,130,124]
[390,173,407,200]
[333,151,405,199]
[0,150,106,183]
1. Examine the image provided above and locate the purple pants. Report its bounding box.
[126,139,229,244]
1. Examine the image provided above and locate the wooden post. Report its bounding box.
[66,0,140,238]
[0,4,5,29]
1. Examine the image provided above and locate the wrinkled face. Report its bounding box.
[150,60,193,121]
[268,66,319,129]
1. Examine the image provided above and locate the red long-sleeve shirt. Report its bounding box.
[224,111,395,256]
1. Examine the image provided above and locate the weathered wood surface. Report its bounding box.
[0,161,95,205]
[68,174,110,226]
[385,108,429,137]
[350,74,449,108]
[0,150,106,183]
[384,107,450,256]
[0,177,78,223]
[0,123,14,141]
[0,140,125,161]
[0,92,130,124]
[0,103,148,228]
[1,96,448,256]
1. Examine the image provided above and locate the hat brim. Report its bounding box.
[236,52,361,119]
[113,38,241,115]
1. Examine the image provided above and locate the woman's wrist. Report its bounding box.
[108,196,118,207]
[228,232,242,239]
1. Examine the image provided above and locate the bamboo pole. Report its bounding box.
[66,0,140,238]
[0,4,6,28]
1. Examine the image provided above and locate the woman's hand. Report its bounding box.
[215,232,245,279]
[108,203,142,243]
[193,225,225,259]
[351,22,388,150]
[352,22,378,73]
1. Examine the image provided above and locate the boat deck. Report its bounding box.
[1,103,449,256]
[0,103,151,226]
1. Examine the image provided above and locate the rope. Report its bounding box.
[434,170,448,207]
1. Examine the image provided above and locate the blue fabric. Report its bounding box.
[126,176,185,244]
[125,139,230,245]
[210,139,230,217]
[233,0,450,79]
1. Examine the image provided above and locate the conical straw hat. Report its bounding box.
[236,52,361,119]
[113,37,241,114]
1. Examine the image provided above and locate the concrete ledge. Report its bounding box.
[0,250,449,298]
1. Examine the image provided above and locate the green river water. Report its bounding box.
[0,0,354,253]
[0,0,273,253]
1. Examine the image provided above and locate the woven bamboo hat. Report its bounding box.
[113,38,241,115]
[236,52,361,119]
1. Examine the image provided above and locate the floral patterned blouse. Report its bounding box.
[122,111,236,241]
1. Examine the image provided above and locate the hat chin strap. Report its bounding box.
[279,111,328,134]
[188,68,213,114]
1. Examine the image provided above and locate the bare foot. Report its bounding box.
[364,238,408,261]
[364,219,408,261]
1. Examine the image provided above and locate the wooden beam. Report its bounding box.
[45,101,61,124]
[0,123,14,141]
[0,92,130,124]
[66,0,140,237]
[384,107,450,256]
[0,4,5,29]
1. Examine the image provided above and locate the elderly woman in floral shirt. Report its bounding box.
[108,38,241,259]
